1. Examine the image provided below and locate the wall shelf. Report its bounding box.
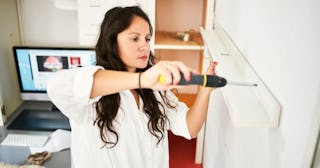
[154,31,204,50]
[200,25,281,127]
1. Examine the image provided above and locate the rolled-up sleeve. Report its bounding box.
[47,66,103,123]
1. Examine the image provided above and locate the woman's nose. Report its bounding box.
[139,42,150,52]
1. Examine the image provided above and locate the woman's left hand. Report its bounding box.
[201,61,218,91]
[206,61,218,76]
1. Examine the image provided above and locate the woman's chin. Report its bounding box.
[138,62,149,69]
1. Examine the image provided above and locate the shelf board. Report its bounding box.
[154,31,204,50]
[200,26,281,128]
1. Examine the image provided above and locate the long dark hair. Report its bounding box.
[94,6,174,147]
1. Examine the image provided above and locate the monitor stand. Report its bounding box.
[49,104,59,111]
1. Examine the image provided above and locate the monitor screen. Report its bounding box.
[13,46,96,101]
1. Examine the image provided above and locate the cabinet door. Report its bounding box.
[77,0,155,46]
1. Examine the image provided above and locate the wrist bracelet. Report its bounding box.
[138,72,142,90]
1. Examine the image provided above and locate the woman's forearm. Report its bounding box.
[90,61,197,98]
[186,87,213,138]
[90,70,140,98]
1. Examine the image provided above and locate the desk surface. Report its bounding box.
[0,101,71,167]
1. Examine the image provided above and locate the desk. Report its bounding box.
[0,101,71,167]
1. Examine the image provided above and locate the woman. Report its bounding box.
[47,6,216,168]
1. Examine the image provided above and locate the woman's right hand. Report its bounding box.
[140,61,198,90]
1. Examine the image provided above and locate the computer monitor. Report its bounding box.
[13,46,97,101]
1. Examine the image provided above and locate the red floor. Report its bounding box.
[169,131,202,168]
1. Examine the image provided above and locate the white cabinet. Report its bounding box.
[77,0,155,46]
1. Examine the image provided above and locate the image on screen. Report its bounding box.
[37,55,69,72]
[13,46,97,101]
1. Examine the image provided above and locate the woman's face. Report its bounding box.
[117,16,151,72]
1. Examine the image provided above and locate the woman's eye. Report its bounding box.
[146,38,151,42]
[131,37,139,42]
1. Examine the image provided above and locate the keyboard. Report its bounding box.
[1,133,49,147]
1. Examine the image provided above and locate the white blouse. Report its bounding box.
[47,66,191,168]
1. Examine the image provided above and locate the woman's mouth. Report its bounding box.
[138,55,148,60]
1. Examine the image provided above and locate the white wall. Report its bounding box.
[0,0,23,117]
[19,0,79,46]
[203,0,320,167]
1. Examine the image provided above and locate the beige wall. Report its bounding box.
[0,0,23,118]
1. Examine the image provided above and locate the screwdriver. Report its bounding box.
[158,74,258,88]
